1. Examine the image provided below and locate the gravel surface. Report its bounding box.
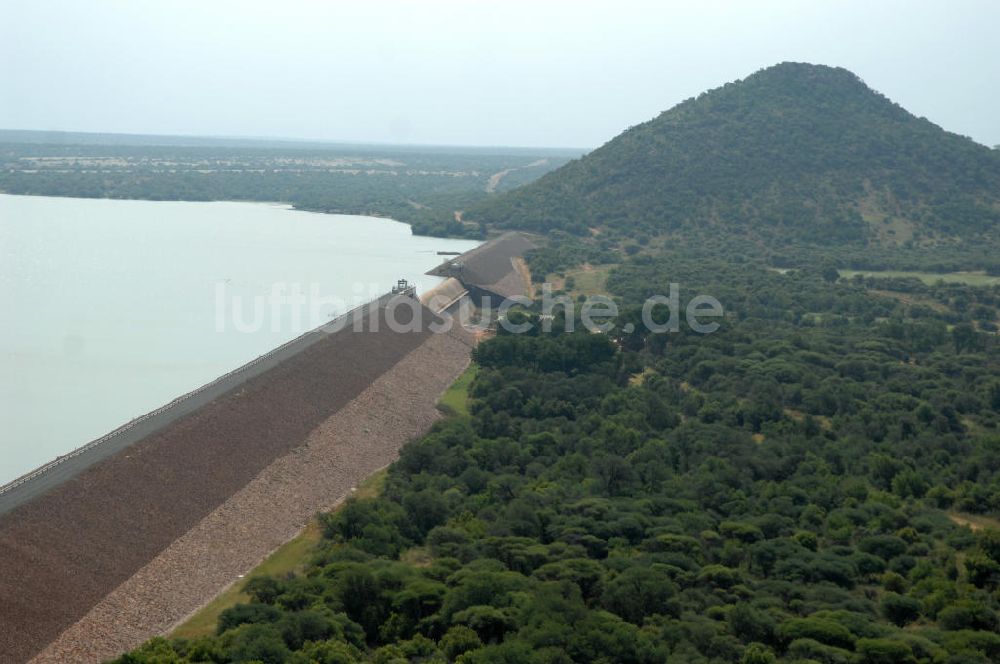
[0,299,466,664]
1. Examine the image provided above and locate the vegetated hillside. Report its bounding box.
[467,62,1000,247]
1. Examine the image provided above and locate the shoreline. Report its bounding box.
[0,190,468,239]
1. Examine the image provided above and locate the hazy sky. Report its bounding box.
[2,0,998,148]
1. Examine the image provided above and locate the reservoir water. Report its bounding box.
[0,194,478,485]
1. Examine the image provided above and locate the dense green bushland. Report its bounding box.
[115,250,1000,663]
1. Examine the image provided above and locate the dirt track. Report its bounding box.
[0,299,470,664]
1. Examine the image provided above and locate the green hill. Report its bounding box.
[468,62,1000,248]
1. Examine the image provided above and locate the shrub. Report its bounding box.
[440,625,483,660]
[881,593,921,626]
[938,600,998,631]
[740,642,776,664]
[858,535,907,561]
[779,617,856,650]
[217,603,282,635]
[222,624,291,664]
[856,638,917,664]
[786,638,853,664]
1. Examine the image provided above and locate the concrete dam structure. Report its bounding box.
[0,292,473,663]
[426,231,535,304]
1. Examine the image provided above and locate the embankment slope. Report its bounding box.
[0,298,472,664]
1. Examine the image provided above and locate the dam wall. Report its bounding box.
[0,293,394,516]
[0,293,474,664]
[426,231,535,301]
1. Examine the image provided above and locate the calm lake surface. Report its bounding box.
[0,194,478,485]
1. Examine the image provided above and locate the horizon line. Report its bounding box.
[0,127,592,154]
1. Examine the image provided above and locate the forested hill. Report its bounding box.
[466,62,1000,247]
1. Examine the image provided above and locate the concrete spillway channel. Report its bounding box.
[0,292,475,664]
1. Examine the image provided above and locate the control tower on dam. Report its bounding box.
[0,289,474,664]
